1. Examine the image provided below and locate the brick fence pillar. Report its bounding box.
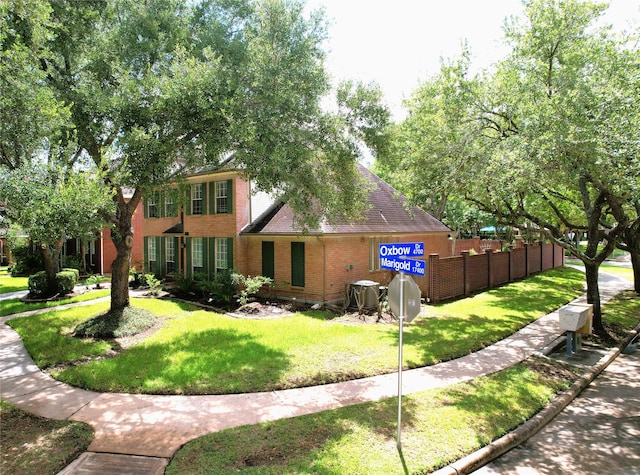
[462,250,470,296]
[428,253,440,303]
[485,248,494,288]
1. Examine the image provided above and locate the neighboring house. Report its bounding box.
[142,163,451,305]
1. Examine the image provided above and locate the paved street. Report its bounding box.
[472,347,640,475]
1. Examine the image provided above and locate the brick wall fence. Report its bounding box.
[426,242,565,303]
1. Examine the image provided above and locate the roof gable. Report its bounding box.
[242,165,450,235]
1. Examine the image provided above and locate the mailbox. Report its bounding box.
[559,304,593,333]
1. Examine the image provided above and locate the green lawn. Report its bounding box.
[7,267,586,395]
[166,358,580,475]
[599,263,634,281]
[0,267,29,294]
[0,289,110,317]
[167,289,640,474]
[0,400,93,475]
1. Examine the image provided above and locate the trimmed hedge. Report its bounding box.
[27,269,79,297]
[27,271,48,296]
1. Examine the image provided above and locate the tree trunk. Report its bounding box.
[584,260,603,334]
[41,243,61,296]
[109,190,140,312]
[630,244,640,294]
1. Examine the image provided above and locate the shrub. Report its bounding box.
[62,267,80,282]
[56,270,77,294]
[86,274,107,289]
[195,270,238,308]
[144,274,163,296]
[61,254,83,273]
[170,272,195,297]
[235,274,273,305]
[10,240,43,276]
[28,271,48,297]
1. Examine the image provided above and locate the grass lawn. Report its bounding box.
[167,289,640,474]
[599,263,634,281]
[7,267,586,395]
[0,267,29,294]
[0,289,111,317]
[0,400,93,475]
[166,358,582,475]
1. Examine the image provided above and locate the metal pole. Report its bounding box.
[397,271,405,450]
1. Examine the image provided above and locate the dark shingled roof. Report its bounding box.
[242,165,450,235]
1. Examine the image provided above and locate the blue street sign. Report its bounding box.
[380,255,426,276]
[379,242,424,258]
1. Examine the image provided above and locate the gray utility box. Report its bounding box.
[349,280,380,310]
[559,303,593,334]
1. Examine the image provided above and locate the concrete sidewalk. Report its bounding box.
[0,271,633,473]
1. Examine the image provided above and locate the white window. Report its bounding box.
[192,238,203,271]
[166,239,175,273]
[216,238,228,271]
[165,193,176,217]
[215,181,228,214]
[191,184,203,215]
[147,194,158,218]
[148,238,157,271]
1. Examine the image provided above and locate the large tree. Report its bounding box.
[380,0,639,335]
[0,165,112,294]
[0,0,69,170]
[17,0,384,313]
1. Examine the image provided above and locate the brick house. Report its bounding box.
[62,192,144,275]
[142,164,451,305]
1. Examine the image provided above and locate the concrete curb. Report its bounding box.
[431,323,640,475]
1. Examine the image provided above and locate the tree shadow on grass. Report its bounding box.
[168,395,424,475]
[56,327,292,395]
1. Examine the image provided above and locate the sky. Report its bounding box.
[304,0,640,120]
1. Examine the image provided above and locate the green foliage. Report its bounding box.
[29,269,78,296]
[62,268,80,282]
[27,270,47,296]
[234,273,274,306]
[86,274,107,289]
[61,254,83,272]
[73,307,155,339]
[7,239,42,276]
[170,271,195,297]
[195,270,238,309]
[144,274,162,296]
[56,270,77,294]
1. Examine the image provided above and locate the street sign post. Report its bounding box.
[379,242,425,450]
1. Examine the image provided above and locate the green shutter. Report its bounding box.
[227,237,234,270]
[186,237,192,278]
[291,242,305,287]
[200,183,207,215]
[143,237,149,273]
[226,179,233,214]
[185,188,191,215]
[143,198,149,218]
[262,241,274,279]
[158,237,165,276]
[201,237,209,277]
[209,181,216,215]
[209,237,216,275]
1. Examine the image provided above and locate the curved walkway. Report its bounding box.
[0,272,633,471]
